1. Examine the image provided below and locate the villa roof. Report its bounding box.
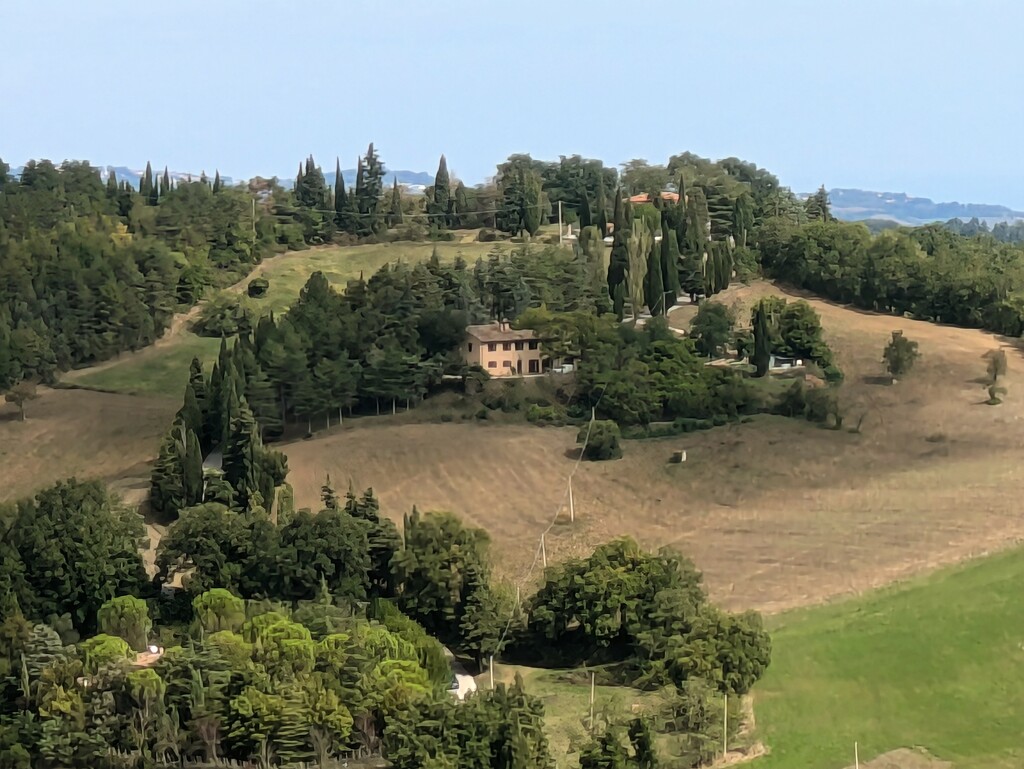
[465,323,539,343]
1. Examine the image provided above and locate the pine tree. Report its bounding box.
[212,170,222,194]
[320,474,339,510]
[806,184,831,221]
[433,154,450,228]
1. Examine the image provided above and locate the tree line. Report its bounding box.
[0,158,291,388]
[0,476,771,768]
[758,218,1024,336]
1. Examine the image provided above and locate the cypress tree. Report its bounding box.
[177,381,203,442]
[212,170,222,194]
[296,162,304,192]
[141,161,154,199]
[596,177,609,237]
[607,189,629,301]
[388,177,403,227]
[433,154,450,228]
[753,301,771,377]
[454,181,468,228]
[661,229,682,309]
[222,404,262,511]
[645,237,664,316]
[675,175,688,247]
[182,428,204,508]
[334,158,349,231]
[578,186,593,230]
[106,169,118,196]
[162,166,171,197]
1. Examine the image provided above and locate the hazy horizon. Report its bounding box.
[4,0,1023,207]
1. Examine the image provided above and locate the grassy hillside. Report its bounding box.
[754,547,1024,769]
[64,239,499,397]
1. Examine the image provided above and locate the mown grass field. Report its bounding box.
[65,239,502,397]
[752,547,1024,769]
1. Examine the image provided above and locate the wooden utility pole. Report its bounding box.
[558,200,563,245]
[723,693,728,757]
[589,671,596,733]
[540,533,547,568]
[854,742,859,769]
[489,656,494,689]
[568,477,575,522]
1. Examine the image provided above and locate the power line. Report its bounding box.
[494,383,607,653]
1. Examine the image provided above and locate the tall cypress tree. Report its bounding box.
[753,301,771,377]
[162,166,171,197]
[607,189,629,302]
[675,175,688,247]
[661,229,682,309]
[106,168,118,197]
[645,237,664,316]
[578,186,593,230]
[222,404,262,511]
[334,158,349,232]
[182,428,204,509]
[177,381,203,442]
[212,170,222,194]
[388,177,403,227]
[595,177,609,238]
[433,154,450,228]
[141,161,154,199]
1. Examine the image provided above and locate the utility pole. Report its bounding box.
[568,477,575,523]
[589,671,596,734]
[854,742,859,769]
[723,693,728,757]
[489,656,494,689]
[540,532,547,568]
[251,198,257,237]
[558,200,563,245]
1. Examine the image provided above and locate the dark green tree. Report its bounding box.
[432,155,450,228]
[752,301,772,377]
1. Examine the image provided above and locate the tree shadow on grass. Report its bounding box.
[861,375,892,386]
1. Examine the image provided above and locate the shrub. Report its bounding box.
[193,294,259,337]
[477,228,499,242]
[247,277,270,298]
[526,404,565,426]
[578,420,622,461]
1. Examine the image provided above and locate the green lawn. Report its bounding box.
[489,665,671,767]
[752,547,1024,769]
[70,333,221,398]
[65,240,502,398]
[251,240,500,315]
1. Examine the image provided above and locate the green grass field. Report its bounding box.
[752,547,1024,769]
[69,333,221,398]
[67,240,503,397]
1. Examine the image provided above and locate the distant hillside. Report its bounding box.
[325,169,432,191]
[827,188,1024,226]
[9,164,232,187]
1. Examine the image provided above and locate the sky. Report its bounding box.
[3,0,1023,207]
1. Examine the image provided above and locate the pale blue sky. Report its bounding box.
[3,0,1023,207]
